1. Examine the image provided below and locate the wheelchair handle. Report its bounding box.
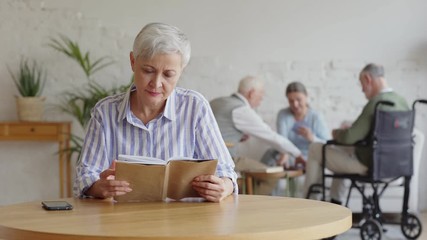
[375,100,394,111]
[412,99,427,110]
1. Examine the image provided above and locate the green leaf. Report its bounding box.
[8,58,46,97]
[48,35,114,78]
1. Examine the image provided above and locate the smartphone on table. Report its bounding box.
[41,201,73,211]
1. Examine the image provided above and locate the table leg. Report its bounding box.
[286,176,297,197]
[59,123,71,198]
[63,124,71,197]
[66,156,71,197]
[58,143,64,198]
[245,175,253,195]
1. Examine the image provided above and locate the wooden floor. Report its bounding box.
[337,211,427,239]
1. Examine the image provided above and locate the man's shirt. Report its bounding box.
[231,93,301,157]
[334,89,410,166]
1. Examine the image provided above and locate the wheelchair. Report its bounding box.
[307,99,427,240]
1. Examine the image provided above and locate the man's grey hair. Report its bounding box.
[238,76,264,94]
[132,22,191,67]
[361,63,385,79]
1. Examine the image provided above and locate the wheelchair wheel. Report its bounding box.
[360,219,383,240]
[401,213,422,239]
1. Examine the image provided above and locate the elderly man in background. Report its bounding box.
[210,75,306,195]
[303,63,410,204]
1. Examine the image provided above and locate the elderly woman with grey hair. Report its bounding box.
[263,82,330,169]
[276,81,330,163]
[74,23,237,202]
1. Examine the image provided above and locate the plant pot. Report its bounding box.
[16,96,46,121]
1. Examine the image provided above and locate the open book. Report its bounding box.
[114,155,218,202]
[245,166,285,173]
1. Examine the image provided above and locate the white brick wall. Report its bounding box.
[0,0,426,211]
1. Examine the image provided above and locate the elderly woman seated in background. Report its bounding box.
[262,81,330,195]
[276,81,330,164]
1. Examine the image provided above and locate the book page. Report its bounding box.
[117,154,166,165]
[164,159,218,200]
[114,161,166,202]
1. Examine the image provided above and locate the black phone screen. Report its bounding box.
[41,201,73,210]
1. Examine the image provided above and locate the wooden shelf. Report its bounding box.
[0,121,72,197]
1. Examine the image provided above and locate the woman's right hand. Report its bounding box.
[297,126,314,142]
[84,161,132,198]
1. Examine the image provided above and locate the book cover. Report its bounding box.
[114,155,218,202]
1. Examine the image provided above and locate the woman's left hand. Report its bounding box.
[192,175,233,202]
[297,126,314,142]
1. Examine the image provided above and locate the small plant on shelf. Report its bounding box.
[9,58,46,97]
[8,58,47,121]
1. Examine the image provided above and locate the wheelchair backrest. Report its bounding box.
[371,108,414,180]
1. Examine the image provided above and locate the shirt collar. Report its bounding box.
[380,87,393,93]
[163,89,176,121]
[117,84,176,122]
[117,84,133,121]
[233,92,250,106]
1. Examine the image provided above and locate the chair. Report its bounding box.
[307,99,427,240]
[224,141,247,194]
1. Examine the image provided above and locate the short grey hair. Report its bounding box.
[361,63,384,79]
[238,76,264,94]
[132,23,191,67]
[286,81,307,96]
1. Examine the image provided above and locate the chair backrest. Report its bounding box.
[371,108,414,180]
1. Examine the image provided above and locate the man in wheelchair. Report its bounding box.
[302,63,410,204]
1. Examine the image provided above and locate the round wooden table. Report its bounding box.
[0,195,351,240]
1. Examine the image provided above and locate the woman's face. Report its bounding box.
[286,92,308,116]
[130,52,183,109]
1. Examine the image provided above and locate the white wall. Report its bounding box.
[1,0,426,209]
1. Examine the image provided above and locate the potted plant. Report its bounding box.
[49,35,130,161]
[8,58,47,121]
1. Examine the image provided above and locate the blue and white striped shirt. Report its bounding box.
[73,85,237,197]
